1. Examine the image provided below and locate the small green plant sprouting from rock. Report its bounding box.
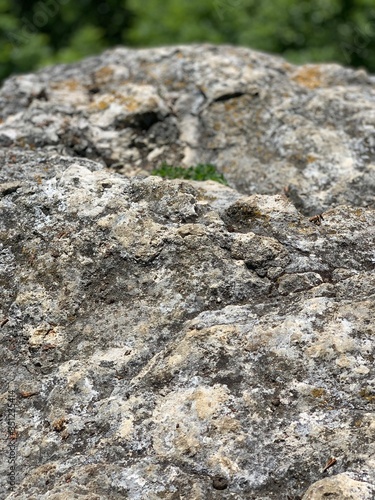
[151,163,228,185]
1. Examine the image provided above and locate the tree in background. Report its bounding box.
[127,0,375,69]
[0,0,132,81]
[1,0,375,82]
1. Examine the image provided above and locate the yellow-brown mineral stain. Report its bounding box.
[291,66,323,89]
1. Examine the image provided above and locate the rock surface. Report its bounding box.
[302,473,374,500]
[1,45,375,215]
[0,45,374,499]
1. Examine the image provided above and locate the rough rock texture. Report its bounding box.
[302,473,374,499]
[0,45,374,499]
[1,45,375,215]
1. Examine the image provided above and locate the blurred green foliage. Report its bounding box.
[1,0,375,83]
[0,0,133,81]
[152,163,228,184]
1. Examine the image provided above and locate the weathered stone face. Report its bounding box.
[0,46,374,499]
[1,45,375,215]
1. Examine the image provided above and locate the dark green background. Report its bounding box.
[1,0,375,82]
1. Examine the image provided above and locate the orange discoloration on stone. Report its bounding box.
[94,66,115,84]
[50,79,80,91]
[291,66,323,89]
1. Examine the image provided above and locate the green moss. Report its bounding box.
[151,163,228,185]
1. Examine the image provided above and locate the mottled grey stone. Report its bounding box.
[0,45,374,500]
[1,45,375,215]
[302,473,374,499]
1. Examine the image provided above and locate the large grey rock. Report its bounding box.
[1,45,375,214]
[0,46,374,499]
